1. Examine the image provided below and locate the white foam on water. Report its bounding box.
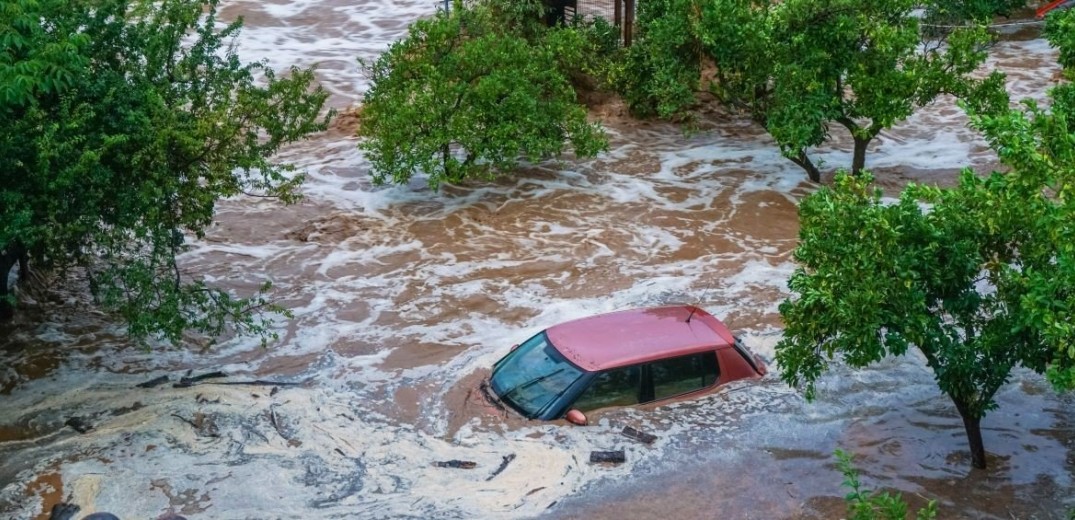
[221,0,437,103]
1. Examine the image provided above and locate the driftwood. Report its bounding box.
[110,402,144,417]
[433,460,477,469]
[210,379,308,387]
[135,375,170,389]
[171,369,308,389]
[486,453,516,481]
[174,371,227,388]
[621,426,657,444]
[589,450,626,464]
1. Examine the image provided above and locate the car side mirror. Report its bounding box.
[565,409,587,426]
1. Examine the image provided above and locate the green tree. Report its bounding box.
[0,0,330,344]
[619,0,1007,182]
[358,0,608,189]
[836,450,938,520]
[777,10,1075,460]
[610,0,708,120]
[776,167,1070,469]
[775,15,1075,462]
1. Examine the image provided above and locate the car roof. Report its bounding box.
[546,305,736,372]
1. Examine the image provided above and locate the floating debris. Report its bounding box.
[174,371,227,388]
[135,375,170,389]
[171,412,220,438]
[621,426,657,444]
[48,503,81,520]
[64,416,93,434]
[589,450,626,464]
[486,453,516,481]
[433,460,477,469]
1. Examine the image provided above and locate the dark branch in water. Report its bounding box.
[136,375,171,388]
[486,453,516,481]
[174,371,228,388]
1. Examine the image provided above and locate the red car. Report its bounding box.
[486,305,767,424]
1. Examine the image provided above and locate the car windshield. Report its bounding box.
[490,332,585,418]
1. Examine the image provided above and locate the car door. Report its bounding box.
[570,365,642,412]
[567,351,722,413]
[646,351,720,402]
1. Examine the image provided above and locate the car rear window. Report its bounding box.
[572,366,641,412]
[651,352,719,400]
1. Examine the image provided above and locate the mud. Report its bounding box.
[1,1,1073,519]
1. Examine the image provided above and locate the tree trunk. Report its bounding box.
[789,150,822,183]
[0,245,19,320]
[953,399,987,469]
[851,137,869,175]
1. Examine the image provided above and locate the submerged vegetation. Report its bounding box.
[836,450,938,520]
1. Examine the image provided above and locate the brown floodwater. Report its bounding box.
[1,2,1072,519]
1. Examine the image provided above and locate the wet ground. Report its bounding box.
[1,1,1073,518]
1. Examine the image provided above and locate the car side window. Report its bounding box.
[572,366,640,412]
[650,352,720,401]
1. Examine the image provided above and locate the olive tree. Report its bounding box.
[618,0,1007,182]
[0,0,330,344]
[358,0,608,189]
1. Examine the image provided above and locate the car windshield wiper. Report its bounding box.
[501,368,566,402]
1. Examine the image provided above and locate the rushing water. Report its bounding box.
[1,2,1073,519]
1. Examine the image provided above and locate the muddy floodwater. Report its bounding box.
[2,2,1074,519]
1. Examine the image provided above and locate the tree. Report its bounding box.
[776,165,1071,469]
[777,11,1075,463]
[0,0,330,344]
[610,0,708,120]
[775,14,1075,463]
[617,0,1007,182]
[358,0,608,189]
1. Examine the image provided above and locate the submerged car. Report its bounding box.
[486,305,767,424]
